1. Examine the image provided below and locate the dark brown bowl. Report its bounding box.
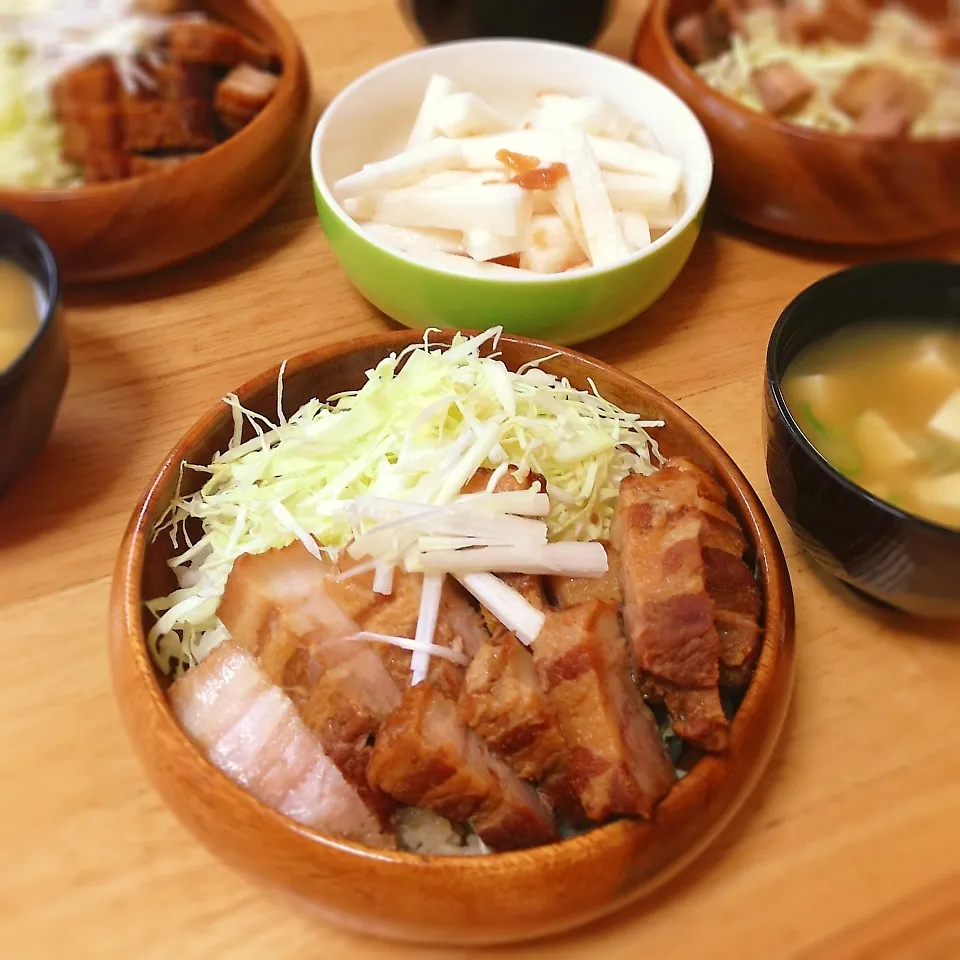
[0,0,311,284]
[110,330,795,946]
[0,212,68,498]
[765,259,960,618]
[632,0,960,246]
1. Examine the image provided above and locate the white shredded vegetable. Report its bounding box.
[697,5,960,137]
[147,327,663,675]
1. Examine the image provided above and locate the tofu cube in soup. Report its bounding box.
[929,390,960,446]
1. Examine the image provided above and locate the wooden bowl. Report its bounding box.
[109,330,795,946]
[632,0,960,246]
[0,0,311,284]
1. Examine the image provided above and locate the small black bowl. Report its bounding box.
[764,259,960,620]
[0,211,68,498]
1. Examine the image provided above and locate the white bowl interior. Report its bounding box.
[311,40,713,279]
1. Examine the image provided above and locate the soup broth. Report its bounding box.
[783,320,960,531]
[0,259,41,373]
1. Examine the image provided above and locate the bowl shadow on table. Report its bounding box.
[479,702,801,956]
[719,215,960,267]
[795,545,960,644]
[61,100,326,310]
[0,323,152,548]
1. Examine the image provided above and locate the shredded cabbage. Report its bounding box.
[147,328,664,675]
[697,5,960,137]
[0,34,78,189]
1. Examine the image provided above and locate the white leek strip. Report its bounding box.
[407,541,609,577]
[412,573,445,684]
[351,631,467,666]
[270,502,325,561]
[452,489,549,515]
[351,513,548,560]
[416,535,486,552]
[373,563,395,595]
[455,572,545,646]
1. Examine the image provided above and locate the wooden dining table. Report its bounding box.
[3,1,960,957]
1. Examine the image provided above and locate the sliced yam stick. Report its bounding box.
[413,249,534,277]
[343,196,375,222]
[602,171,677,219]
[418,169,509,189]
[406,74,455,149]
[617,212,652,252]
[373,183,533,237]
[435,92,512,137]
[520,215,587,273]
[560,129,629,269]
[526,93,634,140]
[463,230,523,263]
[587,136,683,187]
[332,138,464,201]
[549,176,590,256]
[364,223,465,256]
[457,131,563,169]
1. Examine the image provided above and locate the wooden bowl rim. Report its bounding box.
[639,0,960,149]
[112,329,795,874]
[0,0,308,205]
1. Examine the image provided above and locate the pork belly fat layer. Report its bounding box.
[368,682,558,850]
[549,541,622,608]
[613,469,721,688]
[168,640,393,847]
[216,543,400,824]
[534,601,675,820]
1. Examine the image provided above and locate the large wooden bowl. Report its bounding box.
[633,0,960,246]
[109,331,795,946]
[0,0,311,283]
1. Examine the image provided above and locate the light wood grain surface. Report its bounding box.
[2,2,959,958]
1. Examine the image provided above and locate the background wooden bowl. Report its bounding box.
[633,0,960,246]
[109,331,795,946]
[0,0,311,284]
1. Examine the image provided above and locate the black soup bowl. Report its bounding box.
[765,260,960,620]
[0,211,68,498]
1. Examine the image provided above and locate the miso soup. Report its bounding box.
[782,320,960,531]
[0,260,41,373]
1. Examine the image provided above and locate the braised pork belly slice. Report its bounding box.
[612,467,722,691]
[368,682,558,850]
[480,572,546,635]
[168,640,393,848]
[216,543,400,824]
[640,676,728,752]
[328,558,487,698]
[548,541,622,608]
[670,458,763,687]
[533,601,675,821]
[459,629,586,823]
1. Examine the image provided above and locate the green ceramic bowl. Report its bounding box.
[311,39,712,346]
